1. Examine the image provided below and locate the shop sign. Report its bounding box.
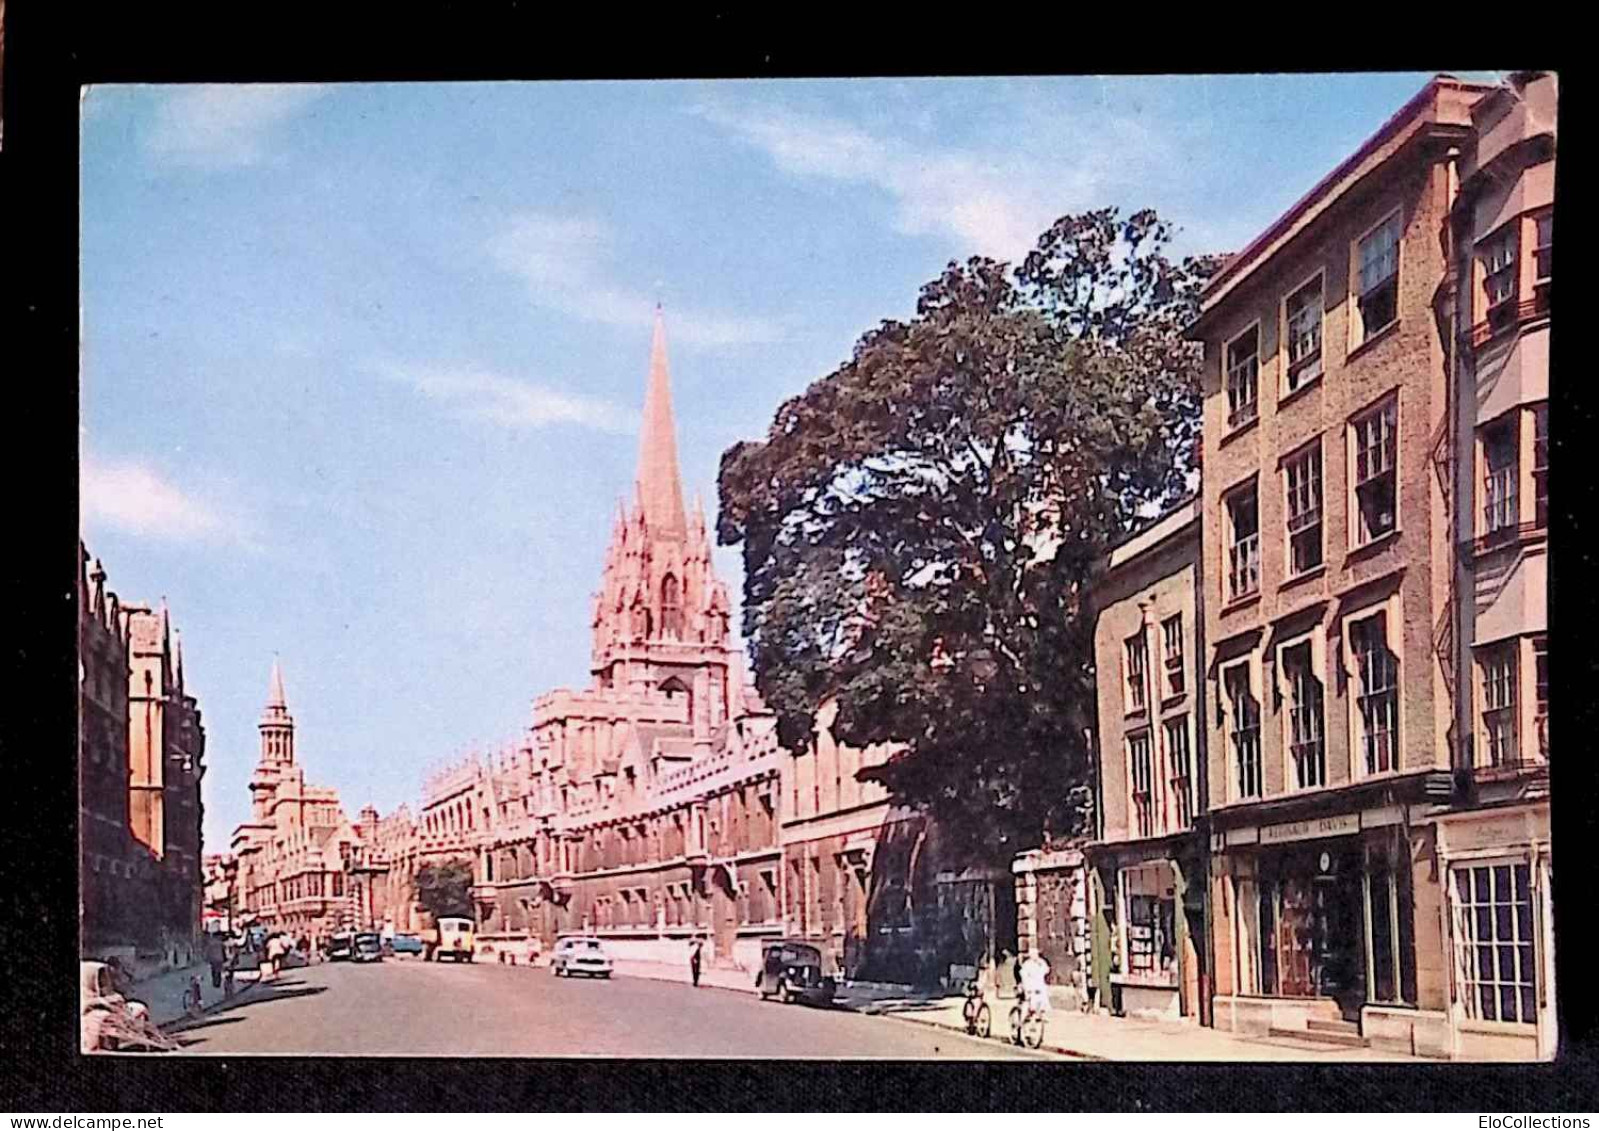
[1438,809,1548,855]
[1259,812,1360,845]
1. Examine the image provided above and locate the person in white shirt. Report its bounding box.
[1019,948,1052,1018]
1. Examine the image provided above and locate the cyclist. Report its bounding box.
[1018,947,1052,1025]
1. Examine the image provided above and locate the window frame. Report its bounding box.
[1479,413,1520,538]
[1124,629,1150,715]
[1221,655,1263,802]
[1281,268,1326,395]
[1351,208,1403,347]
[1348,393,1401,550]
[1282,438,1325,579]
[1476,641,1520,768]
[1275,629,1328,792]
[1450,859,1540,1026]
[1163,715,1194,830]
[1160,613,1185,701]
[1479,221,1521,332]
[1342,595,1403,779]
[1224,478,1262,604]
[1224,320,1262,431]
[1531,403,1549,531]
[1127,729,1155,839]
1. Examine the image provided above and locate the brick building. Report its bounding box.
[1187,74,1532,1058]
[1083,499,1207,1022]
[1435,70,1555,1059]
[78,546,207,958]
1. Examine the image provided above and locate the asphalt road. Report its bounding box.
[173,957,1052,1059]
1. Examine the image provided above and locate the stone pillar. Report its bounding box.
[1012,850,1041,957]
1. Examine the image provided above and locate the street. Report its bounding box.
[172,959,1055,1059]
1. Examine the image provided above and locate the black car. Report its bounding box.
[756,940,837,1006]
[353,932,384,963]
[326,932,354,962]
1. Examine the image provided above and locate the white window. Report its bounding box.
[1284,275,1324,390]
[1225,483,1260,602]
[1481,224,1520,331]
[1164,716,1193,829]
[1350,611,1399,775]
[1355,212,1401,343]
[1284,443,1323,576]
[1223,661,1262,800]
[1352,398,1399,546]
[1451,862,1538,1025]
[1532,404,1549,530]
[1161,614,1185,699]
[1226,325,1260,428]
[1482,417,1519,535]
[1533,211,1552,304]
[1124,631,1148,713]
[1282,640,1326,789]
[1128,731,1154,838]
[1478,644,1519,767]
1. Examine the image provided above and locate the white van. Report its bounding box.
[435,917,475,963]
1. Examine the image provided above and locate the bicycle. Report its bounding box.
[1009,995,1046,1049]
[961,983,992,1038]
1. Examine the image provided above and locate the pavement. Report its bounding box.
[171,957,1052,1059]
[123,957,269,1028]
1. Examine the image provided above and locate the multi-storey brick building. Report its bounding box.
[1435,70,1556,1060]
[1189,75,1496,1057]
[1083,499,1207,1022]
[79,546,208,958]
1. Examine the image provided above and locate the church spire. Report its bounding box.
[635,306,688,541]
[268,656,287,709]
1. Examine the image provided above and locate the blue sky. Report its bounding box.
[80,73,1491,849]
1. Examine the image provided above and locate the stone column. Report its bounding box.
[1012,850,1041,957]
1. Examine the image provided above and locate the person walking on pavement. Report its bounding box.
[689,937,703,988]
[204,931,226,989]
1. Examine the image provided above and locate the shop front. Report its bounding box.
[1211,805,1451,1055]
[1434,802,1554,1061]
[1085,838,1206,1022]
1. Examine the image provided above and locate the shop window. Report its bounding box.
[1452,862,1537,1025]
[1351,613,1399,775]
[1164,717,1193,830]
[1352,398,1398,546]
[1354,212,1401,343]
[1225,482,1261,602]
[1284,274,1324,391]
[1124,631,1148,712]
[1128,731,1154,838]
[1366,847,1417,1006]
[1481,224,1520,334]
[1226,324,1260,428]
[1532,404,1548,530]
[1482,418,1519,536]
[1224,661,1262,800]
[1283,640,1326,789]
[1126,893,1176,977]
[1161,614,1185,699]
[1284,443,1324,576]
[1478,643,1519,767]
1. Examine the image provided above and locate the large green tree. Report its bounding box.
[718,208,1220,862]
[414,859,474,922]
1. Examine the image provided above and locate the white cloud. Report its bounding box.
[143,84,326,169]
[488,213,785,349]
[694,96,1185,264]
[390,364,637,435]
[81,454,244,544]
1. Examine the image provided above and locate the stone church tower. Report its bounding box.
[587,308,738,737]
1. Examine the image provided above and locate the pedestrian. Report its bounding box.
[204,931,226,989]
[689,937,703,988]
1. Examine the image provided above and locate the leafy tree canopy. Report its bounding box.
[718,208,1220,862]
[415,859,474,922]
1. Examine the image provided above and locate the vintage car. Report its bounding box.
[755,940,837,1006]
[550,936,613,978]
[352,931,384,963]
[325,931,355,962]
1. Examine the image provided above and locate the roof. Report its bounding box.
[1193,75,1493,328]
[1106,496,1201,571]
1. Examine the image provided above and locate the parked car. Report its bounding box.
[434,917,476,963]
[388,932,424,957]
[353,932,384,963]
[756,939,837,1006]
[326,932,354,962]
[550,936,613,979]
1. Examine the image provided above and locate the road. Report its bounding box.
[173,958,1053,1059]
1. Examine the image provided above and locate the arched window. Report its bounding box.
[660,676,693,723]
[661,574,683,638]
[632,604,651,639]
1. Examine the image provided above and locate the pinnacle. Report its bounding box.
[268,656,288,709]
[635,309,688,541]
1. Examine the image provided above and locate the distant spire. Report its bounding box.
[173,630,185,689]
[635,307,688,541]
[268,656,287,709]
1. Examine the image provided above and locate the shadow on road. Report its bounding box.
[167,977,329,1039]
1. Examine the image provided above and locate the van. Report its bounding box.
[435,917,475,963]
